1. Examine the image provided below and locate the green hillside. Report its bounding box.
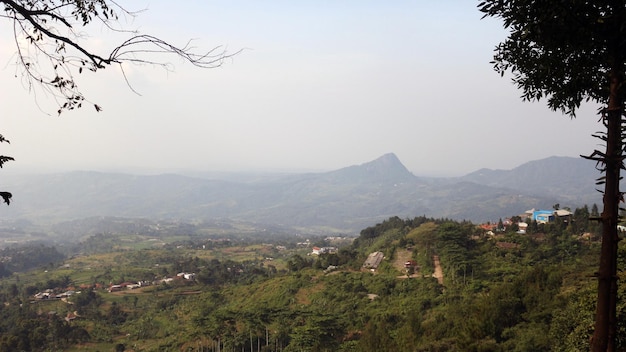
[0,212,620,351]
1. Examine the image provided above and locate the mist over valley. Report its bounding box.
[0,153,601,244]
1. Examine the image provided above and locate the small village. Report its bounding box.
[478,208,575,235]
[32,271,199,302]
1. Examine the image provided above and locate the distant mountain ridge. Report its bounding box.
[459,156,599,204]
[0,154,602,233]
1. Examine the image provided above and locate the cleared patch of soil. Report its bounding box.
[393,248,420,279]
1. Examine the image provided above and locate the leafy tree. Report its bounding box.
[0,244,65,274]
[592,204,600,218]
[107,301,128,326]
[550,287,596,352]
[436,222,475,283]
[357,319,398,352]
[72,289,102,318]
[570,205,591,235]
[479,2,626,350]
[286,254,311,272]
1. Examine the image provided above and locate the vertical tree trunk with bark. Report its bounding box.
[590,63,623,352]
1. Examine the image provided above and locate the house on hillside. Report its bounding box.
[363,252,384,270]
[526,208,572,224]
[311,246,337,255]
[160,277,175,284]
[554,209,573,219]
[479,223,496,232]
[177,272,196,281]
[34,291,52,300]
[108,285,123,293]
[531,210,554,223]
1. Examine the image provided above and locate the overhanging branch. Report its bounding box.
[1,0,239,114]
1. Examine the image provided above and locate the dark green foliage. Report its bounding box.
[0,244,65,276]
[286,254,312,272]
[569,205,591,235]
[107,301,128,326]
[436,222,475,273]
[478,1,622,116]
[549,287,596,352]
[72,290,103,319]
[353,216,435,248]
[0,307,90,351]
[358,319,398,352]
[0,215,612,350]
[479,1,626,349]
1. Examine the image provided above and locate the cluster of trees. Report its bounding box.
[179,215,614,351]
[0,211,617,350]
[479,2,626,350]
[0,310,90,351]
[0,244,64,277]
[346,215,621,351]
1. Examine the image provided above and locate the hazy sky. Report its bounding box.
[0,1,603,176]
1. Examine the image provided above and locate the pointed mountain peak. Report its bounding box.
[364,153,407,171]
[328,153,415,183]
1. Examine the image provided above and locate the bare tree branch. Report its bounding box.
[1,0,238,114]
[0,1,238,205]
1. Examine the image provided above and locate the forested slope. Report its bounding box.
[0,212,621,351]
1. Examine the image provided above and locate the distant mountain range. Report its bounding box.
[0,153,603,233]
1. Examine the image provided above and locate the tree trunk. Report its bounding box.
[590,64,623,352]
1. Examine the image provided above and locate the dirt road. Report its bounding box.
[432,255,444,285]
